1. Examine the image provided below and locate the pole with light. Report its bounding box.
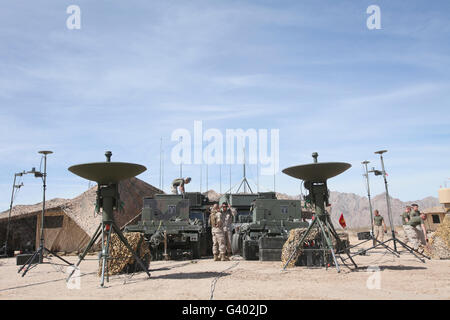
[362,160,375,244]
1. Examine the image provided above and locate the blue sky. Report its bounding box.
[1,0,449,211]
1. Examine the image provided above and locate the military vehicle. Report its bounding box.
[228,192,310,261]
[125,192,213,260]
[218,193,259,224]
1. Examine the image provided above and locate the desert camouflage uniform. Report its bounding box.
[209,210,226,257]
[171,178,184,194]
[415,225,427,246]
[401,211,410,244]
[404,216,425,250]
[221,207,237,256]
[373,215,385,241]
[410,209,426,245]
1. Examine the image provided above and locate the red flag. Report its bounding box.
[339,213,347,229]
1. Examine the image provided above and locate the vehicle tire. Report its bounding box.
[150,245,161,261]
[242,240,258,260]
[200,233,207,257]
[191,240,201,259]
[231,233,241,255]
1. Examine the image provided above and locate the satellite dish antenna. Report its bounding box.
[67,151,151,287]
[282,162,351,182]
[69,162,146,185]
[282,152,357,272]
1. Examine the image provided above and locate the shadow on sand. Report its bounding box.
[151,271,230,280]
[353,265,427,272]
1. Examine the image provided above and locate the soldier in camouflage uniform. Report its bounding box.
[220,202,237,260]
[171,177,191,194]
[401,205,411,244]
[373,210,387,242]
[209,203,226,261]
[404,209,428,251]
[410,204,427,247]
[410,204,420,218]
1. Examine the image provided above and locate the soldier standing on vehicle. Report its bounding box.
[373,210,387,242]
[209,203,226,261]
[220,202,237,260]
[171,177,191,195]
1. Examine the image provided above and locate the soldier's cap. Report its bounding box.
[406,205,411,208]
[411,203,419,207]
[221,201,228,206]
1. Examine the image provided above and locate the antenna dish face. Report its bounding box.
[282,162,351,181]
[69,162,146,184]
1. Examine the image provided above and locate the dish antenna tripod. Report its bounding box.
[67,151,151,287]
[282,152,357,272]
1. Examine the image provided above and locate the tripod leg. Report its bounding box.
[18,247,42,276]
[283,218,317,270]
[326,219,358,269]
[317,218,340,273]
[347,238,372,250]
[375,238,400,257]
[341,241,358,268]
[395,238,429,262]
[391,231,398,252]
[67,223,102,282]
[43,248,73,266]
[111,223,151,278]
[106,224,113,283]
[100,223,112,287]
[370,238,399,257]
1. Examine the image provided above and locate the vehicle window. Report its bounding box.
[189,211,204,221]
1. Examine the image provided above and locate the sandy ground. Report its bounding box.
[1,235,449,300]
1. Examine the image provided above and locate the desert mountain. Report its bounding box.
[328,192,439,229]
[202,190,221,202]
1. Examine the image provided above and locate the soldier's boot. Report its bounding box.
[220,253,230,261]
[213,254,220,261]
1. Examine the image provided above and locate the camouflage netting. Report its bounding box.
[425,214,450,260]
[98,232,150,276]
[281,227,350,268]
[281,227,320,268]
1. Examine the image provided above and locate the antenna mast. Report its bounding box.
[236,147,253,193]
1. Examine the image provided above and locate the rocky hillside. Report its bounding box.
[202,190,222,202]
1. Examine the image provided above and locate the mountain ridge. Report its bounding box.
[203,189,441,228]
